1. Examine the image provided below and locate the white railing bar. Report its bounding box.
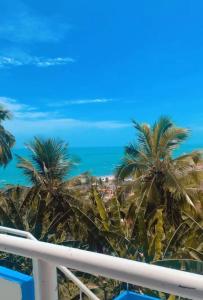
[0,226,58,300]
[58,266,99,300]
[0,226,36,240]
[0,234,202,300]
[0,227,99,300]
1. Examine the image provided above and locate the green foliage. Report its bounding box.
[93,189,110,231]
[0,117,202,299]
[116,117,203,226]
[153,259,203,275]
[16,137,76,187]
[0,105,15,167]
[148,209,165,261]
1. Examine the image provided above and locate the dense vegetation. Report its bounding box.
[0,106,202,300]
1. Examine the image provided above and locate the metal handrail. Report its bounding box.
[0,232,203,300]
[0,226,99,300]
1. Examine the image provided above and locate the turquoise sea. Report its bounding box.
[0,144,202,186]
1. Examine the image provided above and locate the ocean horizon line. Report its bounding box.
[0,143,202,187]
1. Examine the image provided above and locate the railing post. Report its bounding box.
[33,259,58,300]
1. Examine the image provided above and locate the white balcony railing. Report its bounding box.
[0,226,202,300]
[0,226,99,300]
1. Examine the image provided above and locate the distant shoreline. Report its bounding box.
[0,145,202,186]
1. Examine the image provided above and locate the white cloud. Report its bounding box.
[0,55,74,68]
[15,111,50,119]
[0,57,23,67]
[0,97,129,130]
[0,2,74,68]
[0,97,28,112]
[35,57,75,67]
[4,118,130,148]
[5,119,129,139]
[0,97,49,119]
[0,1,70,43]
[67,99,111,105]
[49,98,112,107]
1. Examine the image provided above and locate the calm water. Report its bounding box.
[0,144,202,186]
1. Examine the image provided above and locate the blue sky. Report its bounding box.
[0,0,203,147]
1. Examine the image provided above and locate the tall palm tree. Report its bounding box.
[116,117,203,227]
[0,105,15,167]
[16,137,76,189]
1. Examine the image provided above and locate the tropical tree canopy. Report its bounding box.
[116,117,203,227]
[0,105,15,167]
[0,116,201,299]
[16,137,76,188]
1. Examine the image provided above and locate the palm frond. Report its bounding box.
[159,127,189,154]
[16,137,76,186]
[132,120,152,156]
[16,155,43,185]
[152,116,173,155]
[0,125,15,166]
[0,106,12,121]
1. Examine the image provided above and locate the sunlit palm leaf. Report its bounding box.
[17,137,76,187]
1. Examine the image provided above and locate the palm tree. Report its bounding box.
[0,185,81,276]
[16,137,76,189]
[116,117,203,228]
[0,105,15,167]
[15,137,82,245]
